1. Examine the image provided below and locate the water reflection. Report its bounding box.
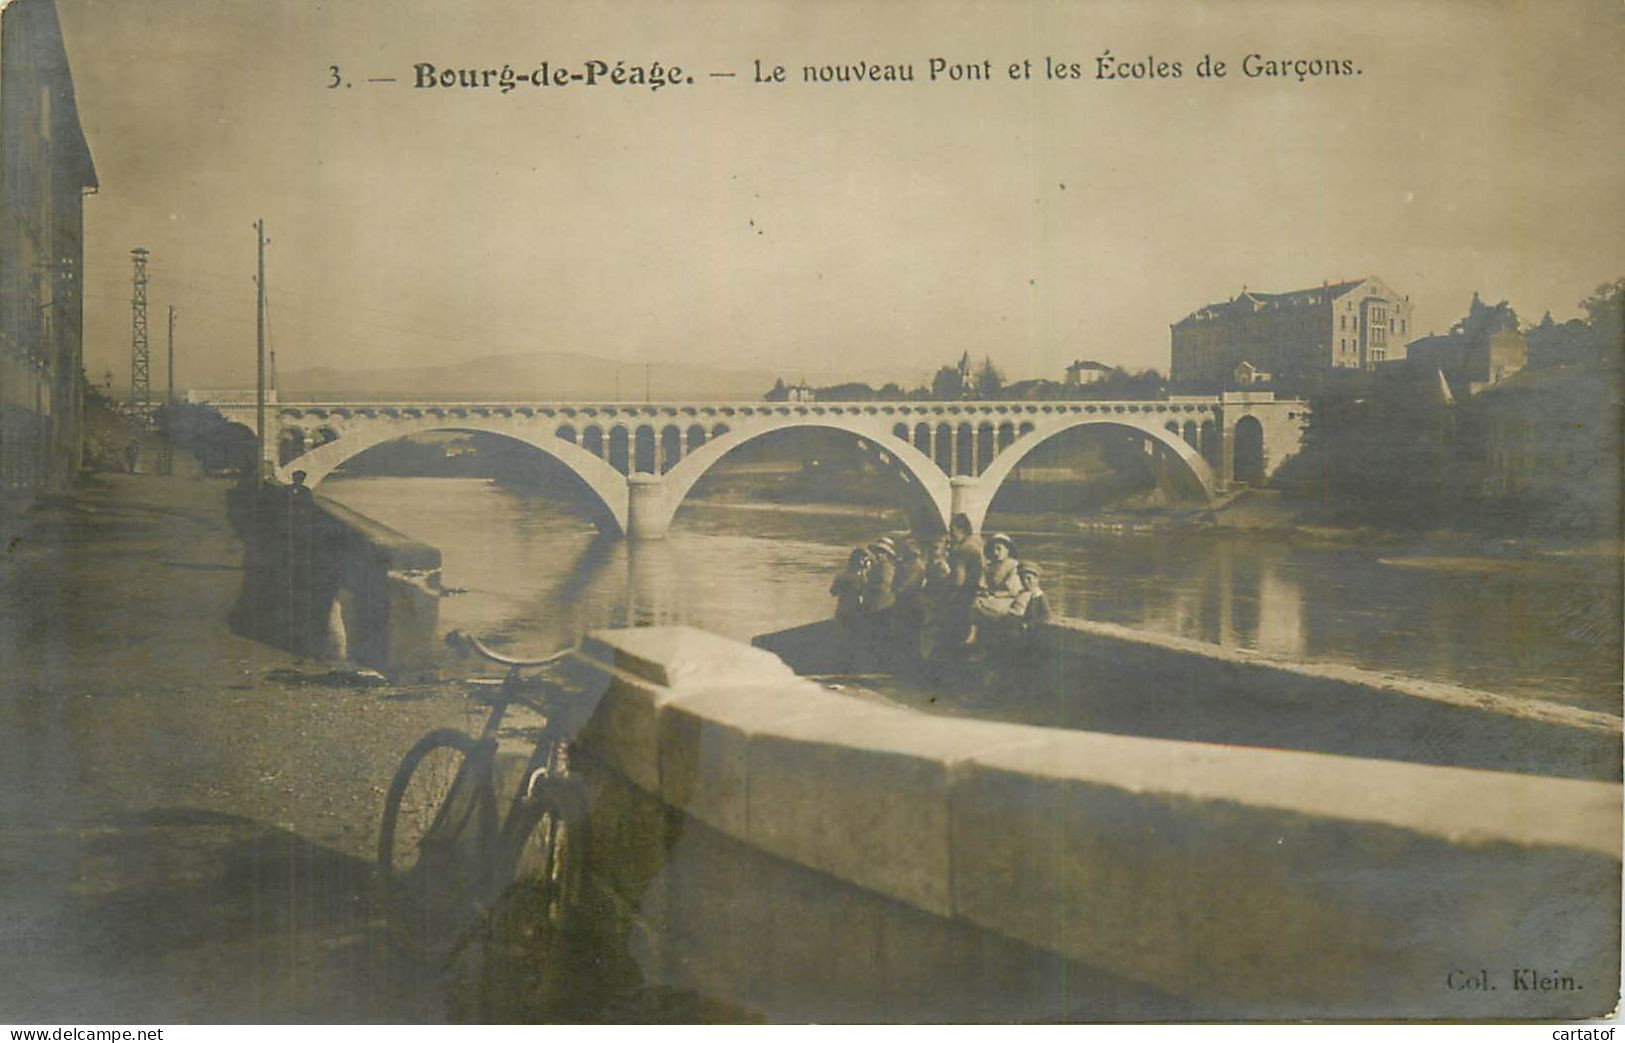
[317,477,1619,714]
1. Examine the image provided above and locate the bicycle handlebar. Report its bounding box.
[447,630,574,669]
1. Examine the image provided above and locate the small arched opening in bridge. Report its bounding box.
[313,425,339,448]
[1200,420,1219,469]
[660,425,683,474]
[685,424,706,452]
[710,422,730,439]
[976,422,996,475]
[608,426,630,474]
[278,427,307,466]
[290,427,630,534]
[977,420,1214,532]
[633,426,657,474]
[1233,416,1265,485]
[913,422,931,458]
[1182,420,1199,450]
[556,424,578,445]
[582,425,604,458]
[933,422,952,472]
[955,424,974,476]
[660,422,951,536]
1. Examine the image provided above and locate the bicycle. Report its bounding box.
[376,631,594,969]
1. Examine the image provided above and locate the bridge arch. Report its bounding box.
[649,418,954,536]
[968,417,1218,531]
[277,417,631,533]
[1233,415,1265,485]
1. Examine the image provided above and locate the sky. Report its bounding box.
[50,0,1625,393]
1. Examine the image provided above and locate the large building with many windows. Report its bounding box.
[1,0,97,507]
[1170,276,1412,393]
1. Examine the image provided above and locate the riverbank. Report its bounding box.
[683,495,907,523]
[684,490,1622,563]
[0,473,484,1022]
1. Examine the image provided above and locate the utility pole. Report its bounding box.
[158,306,175,475]
[129,248,151,423]
[255,220,266,483]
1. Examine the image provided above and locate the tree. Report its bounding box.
[931,365,964,400]
[80,377,137,472]
[1525,279,1623,371]
[973,356,1005,398]
[1580,278,1624,371]
[1525,313,1592,370]
[160,400,255,474]
[1452,291,1519,341]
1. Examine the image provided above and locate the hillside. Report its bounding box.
[276,350,918,402]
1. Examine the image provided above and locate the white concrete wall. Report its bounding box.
[565,626,1621,1021]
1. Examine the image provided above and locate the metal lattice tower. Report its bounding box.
[129,247,151,421]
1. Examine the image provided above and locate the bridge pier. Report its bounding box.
[626,473,673,540]
[949,475,993,532]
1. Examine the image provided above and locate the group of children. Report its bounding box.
[829,515,1050,662]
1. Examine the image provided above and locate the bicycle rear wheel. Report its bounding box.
[377,728,496,962]
[476,778,589,1015]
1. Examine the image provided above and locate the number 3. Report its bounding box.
[328,65,342,88]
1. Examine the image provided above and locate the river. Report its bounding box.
[320,476,1621,715]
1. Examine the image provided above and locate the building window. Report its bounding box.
[1389,318,1395,334]
[1340,315,1347,330]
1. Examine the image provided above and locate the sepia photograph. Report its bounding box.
[1,0,1621,1027]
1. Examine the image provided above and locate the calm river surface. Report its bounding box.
[321,476,1620,715]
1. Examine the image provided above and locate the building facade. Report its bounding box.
[1401,294,1527,399]
[1,0,97,507]
[1064,359,1113,386]
[1404,328,1526,399]
[1170,276,1412,392]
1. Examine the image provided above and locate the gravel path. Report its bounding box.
[0,474,491,1022]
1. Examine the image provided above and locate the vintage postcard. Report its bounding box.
[1,0,1620,1027]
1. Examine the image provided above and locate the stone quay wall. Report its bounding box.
[227,485,441,677]
[557,626,1621,1022]
[1025,617,1621,781]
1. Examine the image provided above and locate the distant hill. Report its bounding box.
[276,350,920,402]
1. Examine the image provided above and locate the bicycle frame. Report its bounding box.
[378,632,589,964]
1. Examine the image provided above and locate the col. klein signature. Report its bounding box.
[1447,968,1584,992]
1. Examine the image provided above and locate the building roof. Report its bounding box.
[1065,359,1114,372]
[1172,278,1370,329]
[1405,333,1454,353]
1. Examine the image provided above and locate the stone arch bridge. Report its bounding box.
[212,394,1305,539]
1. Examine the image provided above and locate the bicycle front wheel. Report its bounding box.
[377,728,496,963]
